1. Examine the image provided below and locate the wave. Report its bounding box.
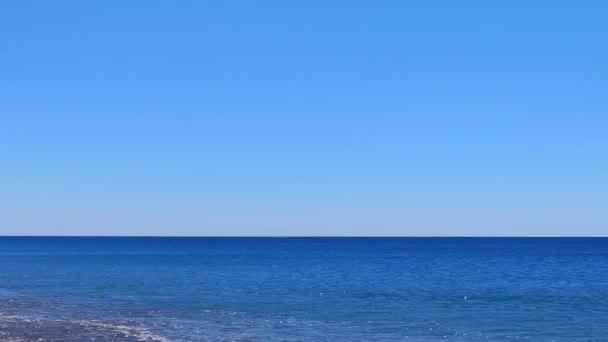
[0,313,171,342]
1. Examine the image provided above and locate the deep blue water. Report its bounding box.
[0,237,607,341]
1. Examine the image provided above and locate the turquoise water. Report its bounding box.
[0,237,607,341]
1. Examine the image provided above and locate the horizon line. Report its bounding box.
[0,235,607,238]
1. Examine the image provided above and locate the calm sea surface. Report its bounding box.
[0,237,607,341]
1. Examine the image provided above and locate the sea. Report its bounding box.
[0,237,607,341]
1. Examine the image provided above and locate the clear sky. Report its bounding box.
[1,1,606,236]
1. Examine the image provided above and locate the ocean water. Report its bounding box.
[0,237,607,341]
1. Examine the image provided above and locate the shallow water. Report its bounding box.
[1,237,607,341]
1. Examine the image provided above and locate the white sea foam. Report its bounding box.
[0,312,171,342]
[74,319,172,342]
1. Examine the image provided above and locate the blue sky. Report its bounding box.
[1,1,606,236]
